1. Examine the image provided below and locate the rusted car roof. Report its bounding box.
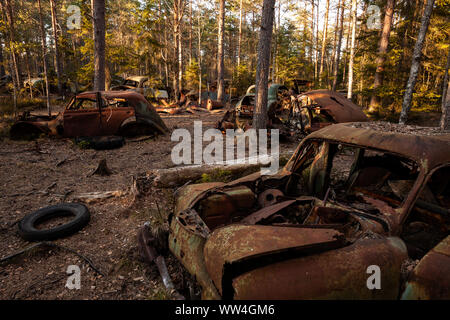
[300,90,368,123]
[77,90,146,102]
[307,122,450,170]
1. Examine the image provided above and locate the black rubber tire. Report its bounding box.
[18,203,90,242]
[75,136,125,150]
[91,136,125,150]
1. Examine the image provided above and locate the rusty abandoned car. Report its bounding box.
[166,122,449,300]
[218,89,368,135]
[10,91,169,140]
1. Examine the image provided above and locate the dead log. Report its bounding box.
[149,161,264,188]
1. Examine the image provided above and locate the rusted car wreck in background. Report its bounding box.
[218,89,368,136]
[163,123,449,300]
[10,91,169,140]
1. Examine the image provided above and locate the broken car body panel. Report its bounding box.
[295,90,369,132]
[169,123,450,300]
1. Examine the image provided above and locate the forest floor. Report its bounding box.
[0,102,442,300]
[0,106,299,300]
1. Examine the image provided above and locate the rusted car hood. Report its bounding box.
[300,90,368,123]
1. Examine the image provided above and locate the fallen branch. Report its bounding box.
[0,241,105,276]
[73,190,126,203]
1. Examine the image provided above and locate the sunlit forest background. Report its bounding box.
[0,0,449,118]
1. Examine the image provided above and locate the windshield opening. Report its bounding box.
[285,140,420,214]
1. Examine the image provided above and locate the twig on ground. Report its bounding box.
[0,241,105,276]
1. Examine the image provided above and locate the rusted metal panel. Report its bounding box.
[168,209,220,300]
[231,237,408,300]
[240,200,296,225]
[198,186,255,230]
[204,224,345,295]
[175,182,226,214]
[401,236,450,300]
[300,90,368,123]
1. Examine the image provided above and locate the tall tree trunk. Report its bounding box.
[253,0,276,130]
[198,11,202,106]
[25,49,33,99]
[188,0,192,63]
[319,0,329,86]
[347,0,357,99]
[314,0,319,84]
[38,0,51,116]
[50,0,63,96]
[1,0,21,91]
[92,0,106,91]
[310,0,315,82]
[368,0,395,113]
[440,48,450,131]
[399,0,435,124]
[237,0,243,67]
[217,0,225,102]
[0,38,4,77]
[272,5,277,82]
[332,0,344,91]
[178,21,182,92]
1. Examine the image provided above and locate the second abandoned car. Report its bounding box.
[10,91,169,139]
[168,122,450,300]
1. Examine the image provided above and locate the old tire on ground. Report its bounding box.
[75,136,125,150]
[119,122,156,138]
[10,123,43,140]
[18,203,90,241]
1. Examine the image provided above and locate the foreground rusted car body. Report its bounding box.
[168,123,450,300]
[10,91,169,139]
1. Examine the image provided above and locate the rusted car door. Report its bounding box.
[63,94,102,137]
[400,164,450,299]
[99,97,135,136]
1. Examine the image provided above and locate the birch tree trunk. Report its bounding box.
[440,48,450,131]
[319,0,329,86]
[347,0,357,99]
[253,0,276,130]
[217,0,225,102]
[399,0,435,124]
[331,0,344,91]
[50,0,63,96]
[368,0,395,113]
[92,0,106,91]
[38,0,51,116]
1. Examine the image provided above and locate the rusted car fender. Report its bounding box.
[10,115,62,139]
[401,236,450,300]
[204,225,408,300]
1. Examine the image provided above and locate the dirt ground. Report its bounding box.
[0,107,300,300]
